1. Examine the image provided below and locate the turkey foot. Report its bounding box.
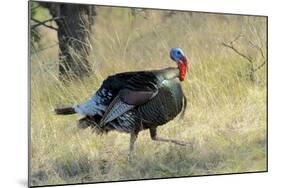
[149,127,189,146]
[152,136,189,146]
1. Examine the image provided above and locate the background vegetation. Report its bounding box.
[30,4,267,187]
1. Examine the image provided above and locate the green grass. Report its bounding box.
[30,6,267,186]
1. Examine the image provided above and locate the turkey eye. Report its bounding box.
[177,51,181,55]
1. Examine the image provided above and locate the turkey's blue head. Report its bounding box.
[170,48,189,81]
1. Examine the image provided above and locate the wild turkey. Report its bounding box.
[55,48,190,159]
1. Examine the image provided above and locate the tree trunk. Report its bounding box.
[42,3,96,80]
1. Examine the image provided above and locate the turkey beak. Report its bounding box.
[179,56,188,72]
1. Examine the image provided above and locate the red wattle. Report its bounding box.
[178,57,188,81]
[179,64,186,81]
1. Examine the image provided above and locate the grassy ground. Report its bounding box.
[30,6,267,186]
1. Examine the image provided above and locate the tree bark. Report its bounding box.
[41,2,96,80]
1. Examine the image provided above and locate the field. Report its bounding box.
[30,6,267,186]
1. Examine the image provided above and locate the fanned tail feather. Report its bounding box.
[54,106,76,115]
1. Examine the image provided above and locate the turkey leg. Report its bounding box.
[149,127,189,146]
[128,131,138,161]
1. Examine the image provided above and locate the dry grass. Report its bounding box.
[30,6,267,186]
